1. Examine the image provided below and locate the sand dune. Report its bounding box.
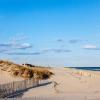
[0,69,23,84]
[22,68,100,100]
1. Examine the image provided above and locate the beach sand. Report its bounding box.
[0,69,23,84]
[1,68,100,100]
[22,68,100,100]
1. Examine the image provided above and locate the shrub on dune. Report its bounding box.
[0,60,53,80]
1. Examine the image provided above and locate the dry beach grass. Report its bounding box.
[0,60,53,80]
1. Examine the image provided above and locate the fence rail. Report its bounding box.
[0,79,41,98]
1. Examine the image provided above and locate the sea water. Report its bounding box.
[71,67,100,71]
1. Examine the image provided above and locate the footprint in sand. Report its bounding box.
[53,81,62,94]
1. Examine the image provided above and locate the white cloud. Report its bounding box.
[83,45,97,49]
[0,43,32,49]
[12,43,32,49]
[83,45,100,50]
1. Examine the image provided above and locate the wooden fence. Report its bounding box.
[0,97,68,100]
[0,96,90,100]
[0,79,41,98]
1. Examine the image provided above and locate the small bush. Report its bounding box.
[0,60,54,80]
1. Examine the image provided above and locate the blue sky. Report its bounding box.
[0,0,100,67]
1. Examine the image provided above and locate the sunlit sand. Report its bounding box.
[21,68,100,100]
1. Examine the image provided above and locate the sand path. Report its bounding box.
[22,68,100,100]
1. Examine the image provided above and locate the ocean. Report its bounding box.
[70,67,100,71]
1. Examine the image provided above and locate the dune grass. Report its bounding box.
[0,60,54,80]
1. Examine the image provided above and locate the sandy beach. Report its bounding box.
[22,68,100,100]
[0,0,100,99]
[1,68,100,100]
[0,69,23,84]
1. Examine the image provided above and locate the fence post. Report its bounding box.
[0,78,45,98]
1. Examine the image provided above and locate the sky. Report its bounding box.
[0,0,100,67]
